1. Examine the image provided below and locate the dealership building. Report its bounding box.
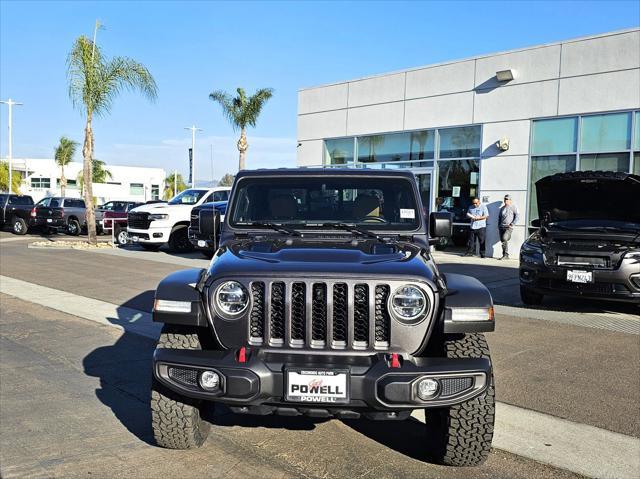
[10,158,166,204]
[296,28,640,257]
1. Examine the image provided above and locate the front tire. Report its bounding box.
[520,285,543,305]
[168,226,194,253]
[151,325,211,449]
[12,217,28,235]
[424,333,495,467]
[114,226,129,245]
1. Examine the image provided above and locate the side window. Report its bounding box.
[50,199,61,208]
[213,190,228,201]
[36,198,50,207]
[203,193,215,203]
[9,196,32,205]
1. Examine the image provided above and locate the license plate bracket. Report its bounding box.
[567,270,593,284]
[285,369,349,404]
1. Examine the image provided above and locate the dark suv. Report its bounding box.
[29,197,87,235]
[188,200,227,258]
[150,169,496,467]
[520,171,640,305]
[0,193,34,235]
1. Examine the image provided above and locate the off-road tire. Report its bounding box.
[67,219,81,236]
[425,333,495,467]
[151,325,211,449]
[520,285,543,306]
[12,217,28,235]
[168,225,194,253]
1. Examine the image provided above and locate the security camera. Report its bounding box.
[496,137,509,151]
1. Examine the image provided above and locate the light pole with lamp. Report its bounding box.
[0,98,23,193]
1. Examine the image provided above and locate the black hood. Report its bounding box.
[536,171,640,225]
[207,238,435,281]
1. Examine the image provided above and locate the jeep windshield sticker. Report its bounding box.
[400,209,416,219]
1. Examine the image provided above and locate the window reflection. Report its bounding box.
[325,138,354,165]
[439,126,481,158]
[435,159,480,222]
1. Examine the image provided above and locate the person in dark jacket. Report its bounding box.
[498,194,520,260]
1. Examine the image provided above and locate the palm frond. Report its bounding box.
[54,136,78,167]
[209,87,273,130]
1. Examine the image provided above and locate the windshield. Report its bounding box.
[168,189,207,205]
[100,201,129,212]
[230,176,421,231]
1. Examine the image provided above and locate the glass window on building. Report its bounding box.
[30,177,50,189]
[129,183,144,196]
[580,112,631,152]
[435,159,480,223]
[324,138,354,165]
[56,179,77,188]
[438,126,481,159]
[634,153,640,175]
[531,117,578,155]
[579,153,630,172]
[357,131,435,167]
[528,155,577,223]
[151,184,160,200]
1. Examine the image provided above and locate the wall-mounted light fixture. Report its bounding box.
[495,137,510,151]
[495,69,515,82]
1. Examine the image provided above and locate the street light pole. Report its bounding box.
[0,98,23,193]
[184,125,202,188]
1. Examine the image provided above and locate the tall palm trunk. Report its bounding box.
[83,115,97,244]
[60,165,66,197]
[237,128,248,171]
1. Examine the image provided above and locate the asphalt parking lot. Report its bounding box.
[1,230,639,478]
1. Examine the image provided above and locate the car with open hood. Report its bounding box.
[149,169,496,467]
[520,171,640,305]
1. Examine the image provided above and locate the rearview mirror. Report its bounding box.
[429,211,453,238]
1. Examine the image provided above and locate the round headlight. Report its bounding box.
[389,285,427,323]
[215,281,249,317]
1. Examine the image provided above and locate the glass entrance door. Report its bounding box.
[414,171,432,213]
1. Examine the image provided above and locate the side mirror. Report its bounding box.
[429,211,453,239]
[531,219,541,228]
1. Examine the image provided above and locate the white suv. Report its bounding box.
[127,187,231,252]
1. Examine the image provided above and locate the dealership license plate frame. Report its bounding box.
[567,270,594,284]
[285,368,350,404]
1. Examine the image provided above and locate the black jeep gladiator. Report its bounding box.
[150,169,495,466]
[0,193,34,235]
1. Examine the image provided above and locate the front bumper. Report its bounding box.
[520,255,640,303]
[127,225,171,244]
[187,227,215,250]
[153,348,490,417]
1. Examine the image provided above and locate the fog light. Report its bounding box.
[417,378,439,400]
[199,370,220,391]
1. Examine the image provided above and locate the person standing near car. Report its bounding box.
[498,194,520,260]
[464,198,489,258]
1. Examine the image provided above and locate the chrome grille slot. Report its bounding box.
[269,282,285,344]
[290,282,306,343]
[249,282,265,344]
[374,285,391,347]
[353,284,369,348]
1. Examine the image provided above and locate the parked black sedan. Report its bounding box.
[520,171,640,305]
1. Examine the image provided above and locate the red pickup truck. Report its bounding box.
[96,201,142,244]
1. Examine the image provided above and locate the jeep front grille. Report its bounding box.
[190,213,199,231]
[247,281,391,350]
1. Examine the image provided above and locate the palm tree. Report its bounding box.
[67,23,157,243]
[54,136,78,197]
[209,87,273,171]
[217,173,235,187]
[0,161,22,193]
[163,172,187,200]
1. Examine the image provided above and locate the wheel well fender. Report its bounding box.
[153,268,208,327]
[441,273,495,333]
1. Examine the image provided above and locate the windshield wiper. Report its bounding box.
[248,222,302,237]
[321,223,392,244]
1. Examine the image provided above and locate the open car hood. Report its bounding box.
[536,171,640,225]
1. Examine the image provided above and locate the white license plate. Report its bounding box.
[46,218,52,223]
[286,370,348,404]
[567,270,593,283]
[197,240,206,248]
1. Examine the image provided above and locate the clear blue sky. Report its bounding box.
[1,0,639,181]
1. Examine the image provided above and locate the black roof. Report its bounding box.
[236,167,417,179]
